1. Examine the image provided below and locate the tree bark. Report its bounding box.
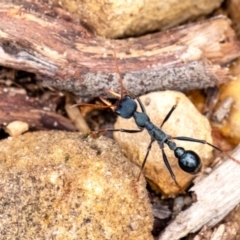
[0,87,76,131]
[0,1,240,99]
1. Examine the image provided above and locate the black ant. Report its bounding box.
[78,49,237,187]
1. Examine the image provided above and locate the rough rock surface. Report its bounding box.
[114,91,213,196]
[51,0,223,38]
[0,131,153,240]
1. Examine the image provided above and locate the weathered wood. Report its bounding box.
[0,2,239,99]
[158,145,240,240]
[0,87,76,131]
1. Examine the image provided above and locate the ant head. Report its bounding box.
[174,147,202,174]
[115,95,137,119]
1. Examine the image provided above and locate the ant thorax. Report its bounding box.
[133,111,150,128]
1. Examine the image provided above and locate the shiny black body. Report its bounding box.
[113,95,221,185]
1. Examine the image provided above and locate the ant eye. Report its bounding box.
[115,102,123,115]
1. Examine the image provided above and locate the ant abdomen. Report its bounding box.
[174,147,202,174]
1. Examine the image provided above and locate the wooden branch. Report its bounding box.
[0,87,76,131]
[0,2,240,99]
[158,145,240,240]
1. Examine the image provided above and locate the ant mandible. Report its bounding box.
[78,48,236,187]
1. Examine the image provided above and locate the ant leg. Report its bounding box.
[136,97,179,127]
[160,99,179,128]
[137,139,155,181]
[90,128,143,137]
[171,136,221,151]
[160,142,181,187]
[136,97,147,113]
[73,96,117,111]
[72,102,113,109]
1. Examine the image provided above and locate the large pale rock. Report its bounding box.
[51,0,223,38]
[0,131,153,240]
[114,91,213,196]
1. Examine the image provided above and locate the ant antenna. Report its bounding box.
[72,48,125,116]
[113,47,124,99]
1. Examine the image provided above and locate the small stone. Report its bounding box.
[5,120,29,136]
[184,196,193,206]
[0,131,153,240]
[173,196,184,213]
[114,91,213,196]
[174,196,184,208]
